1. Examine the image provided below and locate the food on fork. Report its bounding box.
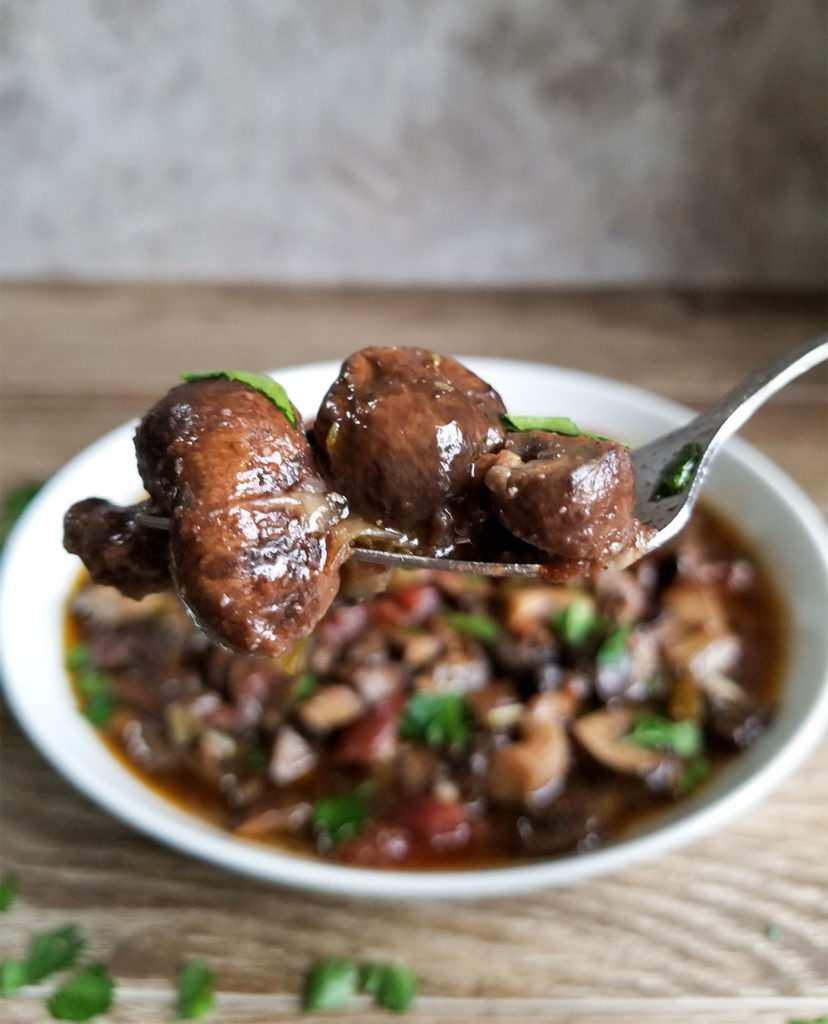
[482,429,641,576]
[63,350,646,656]
[67,375,348,656]
[313,346,507,556]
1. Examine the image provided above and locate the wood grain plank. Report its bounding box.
[4,992,828,1024]
[2,285,825,400]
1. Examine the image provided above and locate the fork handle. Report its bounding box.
[637,334,828,465]
[690,334,828,450]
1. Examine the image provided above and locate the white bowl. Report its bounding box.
[2,358,827,899]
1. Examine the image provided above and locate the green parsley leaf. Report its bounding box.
[596,624,632,666]
[294,671,318,702]
[442,610,499,644]
[358,962,386,997]
[0,961,28,994]
[678,753,712,793]
[82,692,114,729]
[552,595,600,647]
[75,671,111,698]
[501,414,621,445]
[72,667,114,727]
[788,1018,828,1024]
[312,792,370,847]
[180,371,297,430]
[399,692,470,748]
[176,960,214,1020]
[65,644,92,673]
[360,962,418,1013]
[0,481,42,550]
[625,714,703,759]
[651,442,702,500]
[0,873,18,913]
[1,924,85,994]
[764,923,781,941]
[47,963,114,1021]
[302,957,360,1011]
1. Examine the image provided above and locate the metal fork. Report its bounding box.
[351,334,828,577]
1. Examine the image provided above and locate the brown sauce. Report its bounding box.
[65,504,784,871]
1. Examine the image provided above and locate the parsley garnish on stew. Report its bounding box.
[596,624,632,666]
[651,442,702,500]
[678,754,712,793]
[180,370,297,430]
[624,713,703,759]
[442,610,499,644]
[294,671,319,702]
[311,791,371,847]
[399,692,470,749]
[501,414,622,445]
[552,595,600,647]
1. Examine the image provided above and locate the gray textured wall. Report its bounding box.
[1,0,825,286]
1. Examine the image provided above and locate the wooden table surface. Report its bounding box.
[1,286,826,1024]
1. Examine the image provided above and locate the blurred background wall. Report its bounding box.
[1,0,825,287]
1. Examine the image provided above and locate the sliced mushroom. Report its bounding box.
[487,693,570,806]
[658,582,741,679]
[414,639,490,694]
[233,801,312,839]
[269,725,318,785]
[467,682,524,732]
[502,585,582,637]
[572,706,663,775]
[294,683,364,734]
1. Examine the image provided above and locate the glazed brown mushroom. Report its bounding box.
[136,377,350,657]
[314,346,506,555]
[63,498,171,599]
[484,430,639,567]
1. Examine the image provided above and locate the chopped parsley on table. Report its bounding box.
[47,964,114,1022]
[303,957,418,1013]
[176,960,214,1020]
[1,924,84,995]
[0,873,19,913]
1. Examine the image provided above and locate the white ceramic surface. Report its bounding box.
[2,358,827,899]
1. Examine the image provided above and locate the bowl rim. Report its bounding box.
[2,356,827,900]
